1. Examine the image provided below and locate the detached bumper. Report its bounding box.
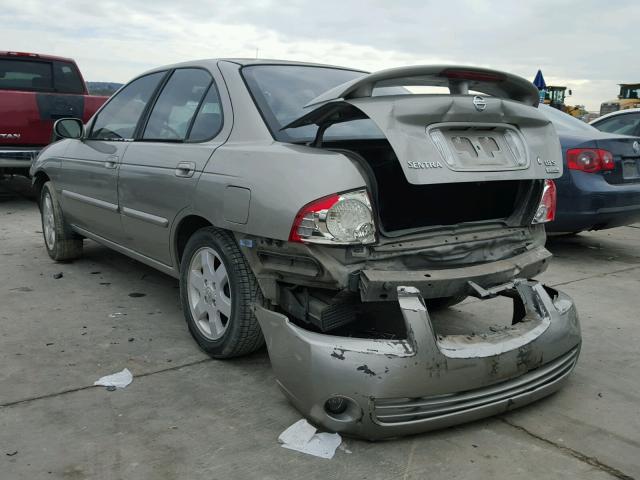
[256,281,580,440]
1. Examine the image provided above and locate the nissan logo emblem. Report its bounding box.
[473,95,487,112]
[633,141,640,154]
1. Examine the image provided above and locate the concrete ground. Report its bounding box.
[1,176,638,480]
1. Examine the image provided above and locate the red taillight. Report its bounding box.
[440,68,505,82]
[289,194,340,242]
[533,179,557,224]
[567,148,614,173]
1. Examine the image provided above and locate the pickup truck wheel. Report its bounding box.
[40,182,83,261]
[427,294,468,310]
[180,227,264,358]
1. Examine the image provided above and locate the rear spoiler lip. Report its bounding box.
[302,64,539,110]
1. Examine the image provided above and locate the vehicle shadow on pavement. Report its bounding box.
[0,175,36,201]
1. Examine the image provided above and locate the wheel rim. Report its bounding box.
[42,192,56,250]
[187,246,232,340]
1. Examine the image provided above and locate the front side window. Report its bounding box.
[143,68,212,141]
[595,114,640,136]
[90,72,165,140]
[0,59,53,91]
[53,61,84,94]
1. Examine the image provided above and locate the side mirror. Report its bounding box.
[567,89,572,96]
[54,118,84,140]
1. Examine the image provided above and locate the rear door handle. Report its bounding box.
[175,161,196,178]
[104,155,118,169]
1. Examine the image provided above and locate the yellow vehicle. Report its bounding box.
[544,86,586,118]
[600,83,640,116]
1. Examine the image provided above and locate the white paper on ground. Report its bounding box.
[278,419,342,459]
[278,419,317,448]
[94,368,133,389]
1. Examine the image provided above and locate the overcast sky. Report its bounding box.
[2,0,637,110]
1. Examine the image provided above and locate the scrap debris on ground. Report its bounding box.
[94,368,133,390]
[278,419,342,459]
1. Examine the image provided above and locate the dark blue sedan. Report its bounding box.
[539,105,640,233]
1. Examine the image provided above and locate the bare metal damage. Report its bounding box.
[255,281,580,440]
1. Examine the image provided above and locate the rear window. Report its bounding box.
[538,104,596,133]
[538,104,597,132]
[243,65,371,142]
[0,59,53,91]
[0,58,84,94]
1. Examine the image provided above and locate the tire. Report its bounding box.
[179,227,264,358]
[426,294,468,311]
[40,181,83,261]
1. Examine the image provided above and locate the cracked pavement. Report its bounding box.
[1,177,638,479]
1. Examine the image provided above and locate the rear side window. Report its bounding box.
[187,82,223,142]
[594,114,640,136]
[143,68,214,141]
[90,72,165,140]
[53,61,84,94]
[0,59,53,91]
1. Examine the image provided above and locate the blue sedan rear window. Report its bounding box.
[538,104,596,133]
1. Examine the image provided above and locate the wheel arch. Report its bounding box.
[32,170,51,208]
[173,214,214,267]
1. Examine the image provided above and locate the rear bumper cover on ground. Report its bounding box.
[256,280,580,440]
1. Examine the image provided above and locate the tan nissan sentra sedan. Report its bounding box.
[31,59,581,439]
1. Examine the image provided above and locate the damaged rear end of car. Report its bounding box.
[240,64,580,439]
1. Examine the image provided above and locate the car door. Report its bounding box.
[117,68,226,265]
[58,71,166,242]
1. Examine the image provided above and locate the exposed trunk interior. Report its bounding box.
[324,138,536,234]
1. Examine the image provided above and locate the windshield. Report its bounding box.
[242,64,387,142]
[538,104,596,133]
[620,86,640,99]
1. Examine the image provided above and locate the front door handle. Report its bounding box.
[104,155,118,169]
[175,161,196,178]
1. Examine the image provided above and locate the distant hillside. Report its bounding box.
[86,82,123,96]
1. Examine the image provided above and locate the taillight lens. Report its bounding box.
[533,179,557,224]
[289,189,376,245]
[567,148,614,173]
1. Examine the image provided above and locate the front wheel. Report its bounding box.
[179,227,264,358]
[40,181,83,261]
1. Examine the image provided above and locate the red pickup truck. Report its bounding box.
[0,51,108,175]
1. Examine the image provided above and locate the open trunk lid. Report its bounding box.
[283,65,563,185]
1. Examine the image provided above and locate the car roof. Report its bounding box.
[218,58,364,70]
[139,58,366,77]
[0,51,76,63]
[591,108,640,124]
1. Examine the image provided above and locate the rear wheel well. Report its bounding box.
[175,215,212,265]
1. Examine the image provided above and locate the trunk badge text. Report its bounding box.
[408,161,443,169]
[0,133,21,139]
[473,96,487,111]
[537,156,559,173]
